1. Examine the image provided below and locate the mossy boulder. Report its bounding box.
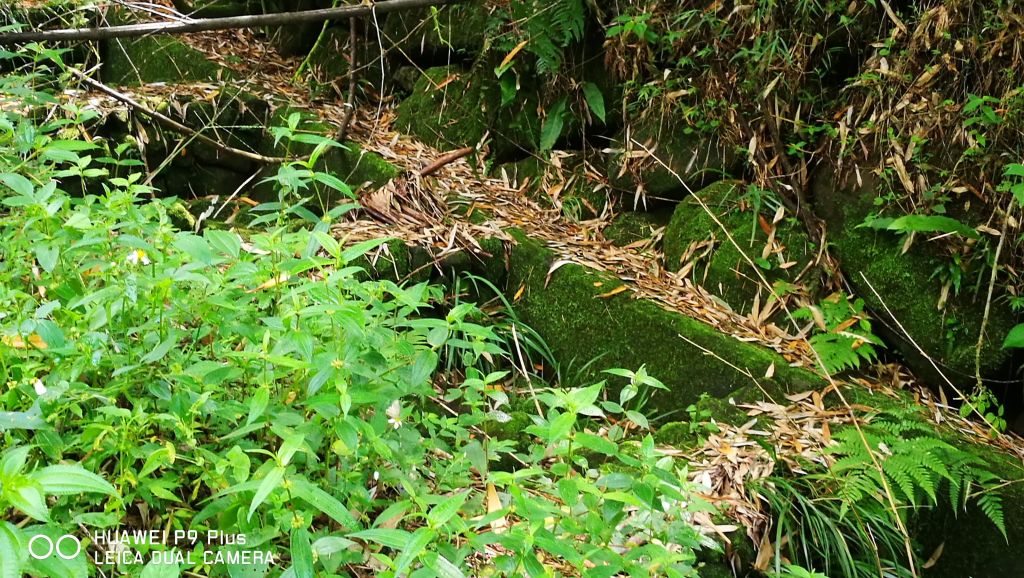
[495,154,611,220]
[664,181,820,317]
[382,5,490,65]
[834,386,1024,578]
[103,35,232,85]
[262,0,333,56]
[395,65,541,161]
[603,210,671,247]
[608,118,740,201]
[495,230,824,411]
[813,166,1019,387]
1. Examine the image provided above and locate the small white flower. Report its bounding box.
[386,399,403,429]
[32,378,46,396]
[125,249,150,266]
[372,471,380,481]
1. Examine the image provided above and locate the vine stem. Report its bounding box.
[974,197,1011,394]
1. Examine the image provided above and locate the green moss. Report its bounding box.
[814,168,1017,385]
[348,239,431,284]
[608,119,739,201]
[501,230,823,411]
[603,210,671,247]
[324,145,400,190]
[494,155,611,220]
[663,181,819,316]
[103,36,230,85]
[395,65,540,161]
[383,5,489,62]
[653,421,697,447]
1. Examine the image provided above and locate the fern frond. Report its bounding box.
[978,492,1007,541]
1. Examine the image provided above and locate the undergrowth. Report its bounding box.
[0,45,722,578]
[755,407,1005,578]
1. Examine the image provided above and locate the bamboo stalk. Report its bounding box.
[0,0,461,44]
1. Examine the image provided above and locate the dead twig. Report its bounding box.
[420,146,475,178]
[67,67,291,164]
[0,0,463,44]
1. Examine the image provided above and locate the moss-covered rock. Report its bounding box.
[395,65,541,161]
[382,5,490,66]
[495,153,611,220]
[603,210,671,247]
[835,386,1024,578]
[813,167,1018,387]
[608,118,740,201]
[103,35,232,85]
[496,230,823,411]
[664,181,820,316]
[261,0,333,56]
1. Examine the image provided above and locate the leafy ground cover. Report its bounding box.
[0,47,723,578]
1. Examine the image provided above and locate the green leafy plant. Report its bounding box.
[959,385,1008,434]
[794,292,883,373]
[757,408,1005,578]
[0,45,722,577]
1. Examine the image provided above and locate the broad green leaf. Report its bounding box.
[1002,323,1024,349]
[1004,163,1024,178]
[141,333,179,364]
[341,237,392,262]
[421,552,467,578]
[25,525,87,578]
[290,529,314,578]
[140,558,179,578]
[0,522,25,578]
[173,234,215,265]
[348,528,411,550]
[34,245,59,273]
[247,387,270,426]
[312,231,341,259]
[247,466,285,521]
[540,99,567,151]
[9,481,49,522]
[427,492,467,528]
[277,434,305,466]
[313,172,354,198]
[870,214,979,239]
[31,465,117,496]
[291,477,358,529]
[392,527,435,576]
[574,432,618,456]
[0,173,33,196]
[582,82,606,123]
[548,411,576,442]
[0,445,30,479]
[205,229,241,258]
[312,536,357,557]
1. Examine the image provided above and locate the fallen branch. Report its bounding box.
[419,146,475,177]
[0,0,461,44]
[67,68,290,164]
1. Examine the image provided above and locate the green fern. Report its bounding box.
[506,0,587,74]
[828,411,1006,538]
[794,292,882,373]
[756,408,1007,577]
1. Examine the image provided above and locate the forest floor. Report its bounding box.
[48,7,1024,572]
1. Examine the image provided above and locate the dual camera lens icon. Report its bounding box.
[28,534,82,560]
